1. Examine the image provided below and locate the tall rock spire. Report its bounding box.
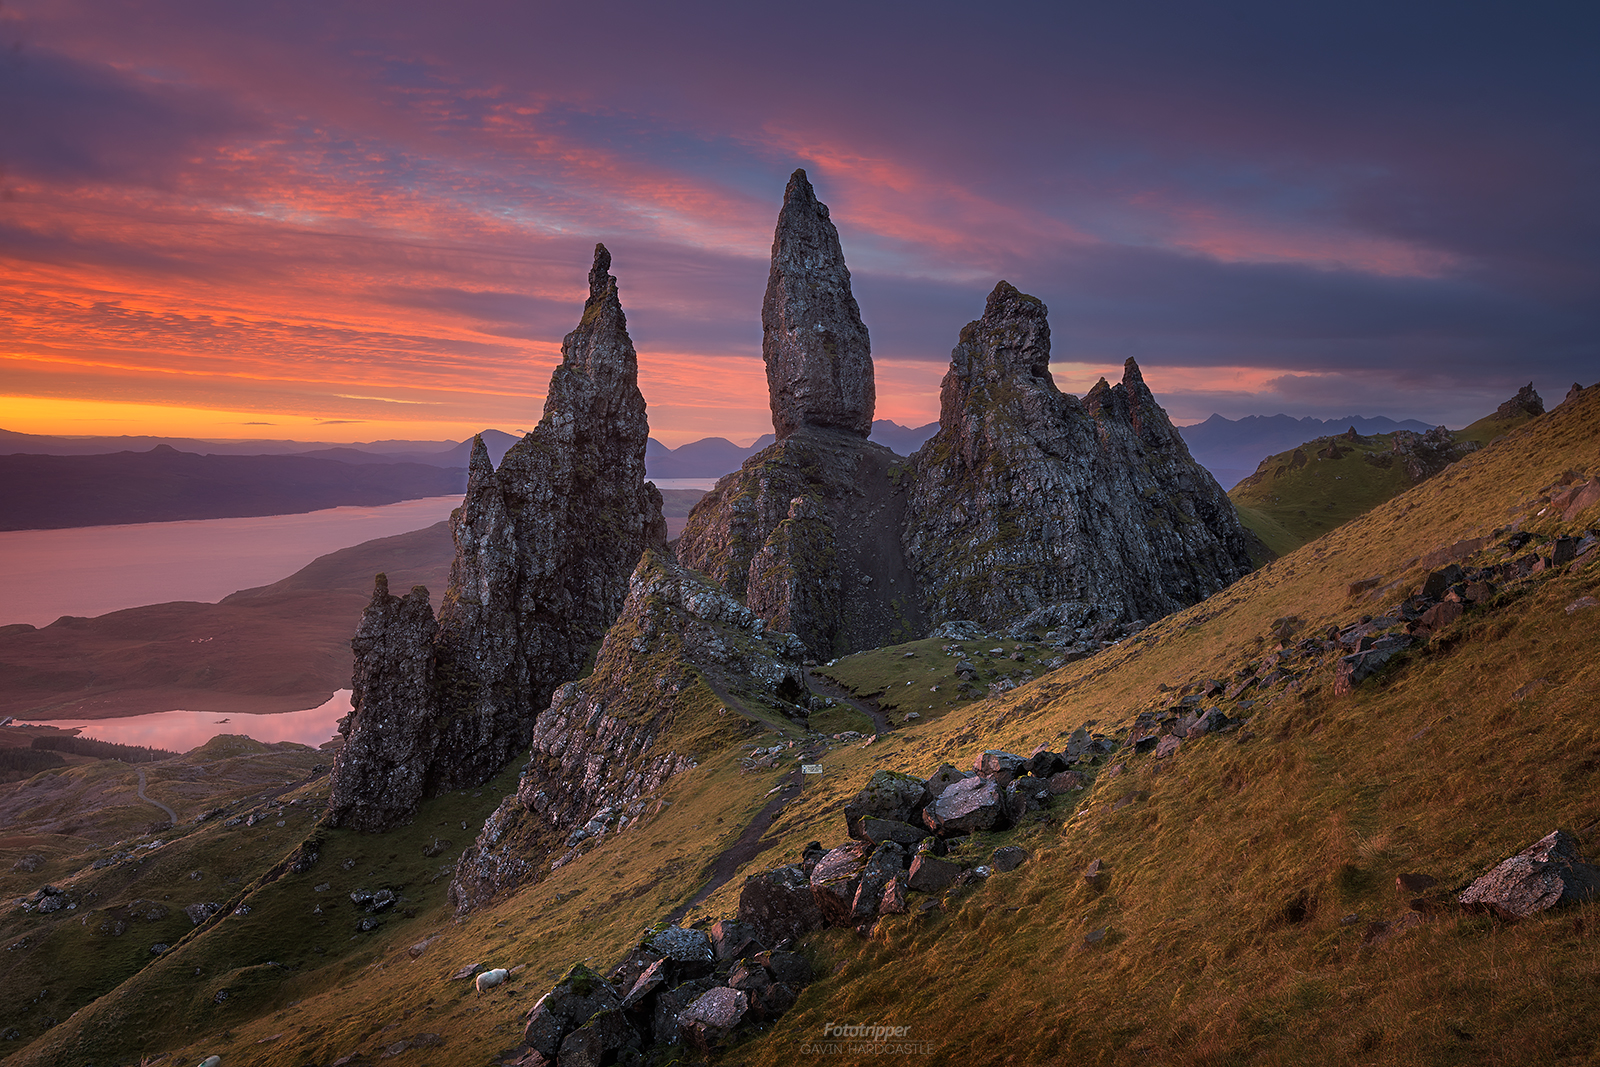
[327,246,666,831]
[762,169,875,440]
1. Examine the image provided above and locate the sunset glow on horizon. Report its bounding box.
[3,1,1594,448]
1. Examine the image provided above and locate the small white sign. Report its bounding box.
[801,764,824,775]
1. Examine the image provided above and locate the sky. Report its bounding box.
[2,1,1596,448]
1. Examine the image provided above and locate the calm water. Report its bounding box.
[15,690,353,752]
[0,496,462,628]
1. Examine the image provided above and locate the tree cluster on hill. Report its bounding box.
[0,746,66,782]
[30,735,178,763]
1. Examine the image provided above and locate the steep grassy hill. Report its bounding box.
[3,387,1597,1066]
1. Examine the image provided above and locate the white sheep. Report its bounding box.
[474,967,510,995]
[197,1057,222,1067]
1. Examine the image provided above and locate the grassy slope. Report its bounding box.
[714,388,1600,1066]
[7,392,1598,1066]
[1229,412,1538,558]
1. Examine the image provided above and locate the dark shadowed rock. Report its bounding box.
[324,577,438,831]
[330,246,665,831]
[850,841,906,921]
[974,750,1027,786]
[709,919,763,962]
[991,845,1030,873]
[1459,830,1600,919]
[857,817,928,846]
[906,853,961,893]
[557,1009,637,1067]
[903,283,1253,634]
[521,963,620,1058]
[879,877,908,914]
[737,864,824,946]
[1496,383,1545,420]
[763,169,874,440]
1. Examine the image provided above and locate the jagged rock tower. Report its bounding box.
[326,245,666,832]
[903,281,1253,633]
[677,170,923,657]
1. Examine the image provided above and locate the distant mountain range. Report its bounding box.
[0,412,1439,521]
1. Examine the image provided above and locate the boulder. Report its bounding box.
[708,919,763,962]
[922,776,1004,835]
[857,817,928,847]
[737,865,824,946]
[906,854,963,893]
[810,843,871,925]
[850,842,906,922]
[619,958,668,1010]
[991,845,1030,873]
[644,926,715,973]
[651,978,716,1045]
[925,763,968,797]
[678,987,750,1051]
[522,963,621,1058]
[843,770,931,840]
[1027,748,1067,778]
[879,877,908,915]
[1048,769,1087,794]
[1459,830,1600,919]
[557,1008,638,1067]
[974,750,1028,786]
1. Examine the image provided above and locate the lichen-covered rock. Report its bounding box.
[1459,829,1600,919]
[902,281,1254,635]
[763,168,874,440]
[521,963,621,1058]
[329,245,664,830]
[1496,382,1545,420]
[843,769,931,841]
[324,577,438,832]
[447,551,808,912]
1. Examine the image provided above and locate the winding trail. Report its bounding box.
[804,668,893,735]
[134,765,178,825]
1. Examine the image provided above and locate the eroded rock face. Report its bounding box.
[328,245,665,831]
[678,174,917,658]
[1496,382,1545,420]
[676,426,924,658]
[764,168,874,440]
[902,281,1254,634]
[1387,426,1479,482]
[447,550,809,912]
[324,577,438,832]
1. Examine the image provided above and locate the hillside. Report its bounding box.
[2,385,1592,1065]
[1230,402,1544,559]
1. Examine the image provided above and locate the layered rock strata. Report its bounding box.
[678,171,922,657]
[447,549,810,911]
[327,246,665,831]
[902,281,1254,634]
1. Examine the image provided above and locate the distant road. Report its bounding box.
[134,766,178,825]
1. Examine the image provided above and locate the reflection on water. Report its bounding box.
[0,496,461,627]
[18,690,353,753]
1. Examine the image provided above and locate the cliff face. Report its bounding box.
[327,577,439,832]
[677,170,922,658]
[447,549,809,912]
[326,246,665,831]
[903,281,1254,635]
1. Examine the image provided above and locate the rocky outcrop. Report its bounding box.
[1385,425,1479,482]
[327,245,665,831]
[677,175,921,658]
[447,550,809,911]
[1496,382,1545,420]
[902,281,1254,635]
[1459,829,1600,919]
[763,168,874,441]
[325,577,439,831]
